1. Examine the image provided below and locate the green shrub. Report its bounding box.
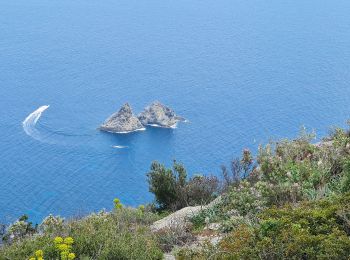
[221,149,256,191]
[147,161,187,211]
[4,124,350,259]
[2,215,37,244]
[340,160,350,193]
[147,161,219,211]
[183,193,350,260]
[0,208,163,260]
[190,204,224,231]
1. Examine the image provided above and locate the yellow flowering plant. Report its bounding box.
[64,237,74,245]
[138,205,145,213]
[54,236,76,260]
[28,249,44,260]
[54,236,64,245]
[113,198,123,210]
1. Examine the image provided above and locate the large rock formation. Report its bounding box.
[100,103,145,133]
[138,101,184,128]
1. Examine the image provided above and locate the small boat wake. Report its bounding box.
[22,105,136,149]
[22,105,50,142]
[112,145,129,149]
[22,105,93,144]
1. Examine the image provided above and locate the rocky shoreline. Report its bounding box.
[100,101,185,133]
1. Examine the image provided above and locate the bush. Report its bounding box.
[39,215,64,234]
[185,175,219,206]
[3,124,350,259]
[221,149,256,191]
[0,207,163,260]
[183,126,350,259]
[255,127,350,205]
[147,161,219,211]
[183,193,350,260]
[340,160,350,193]
[155,223,194,253]
[147,161,187,211]
[2,215,37,244]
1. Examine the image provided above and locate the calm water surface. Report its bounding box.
[1,0,350,223]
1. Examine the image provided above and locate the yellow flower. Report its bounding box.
[58,243,69,252]
[138,205,145,212]
[60,251,68,259]
[68,253,76,260]
[64,237,74,245]
[29,258,36,260]
[35,250,44,257]
[113,198,120,204]
[38,258,44,260]
[54,236,64,244]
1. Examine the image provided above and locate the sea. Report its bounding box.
[1,0,350,224]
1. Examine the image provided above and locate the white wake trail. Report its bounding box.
[22,105,50,140]
[112,145,129,149]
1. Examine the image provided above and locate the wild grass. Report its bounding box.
[0,207,163,260]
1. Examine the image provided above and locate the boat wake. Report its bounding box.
[22,105,50,141]
[112,145,129,149]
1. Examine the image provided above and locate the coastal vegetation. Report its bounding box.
[0,207,162,260]
[178,126,350,259]
[147,161,219,211]
[1,124,350,259]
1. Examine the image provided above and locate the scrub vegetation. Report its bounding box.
[1,125,350,259]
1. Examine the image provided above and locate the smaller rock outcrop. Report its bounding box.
[150,206,203,232]
[150,196,221,232]
[138,101,184,128]
[100,103,145,133]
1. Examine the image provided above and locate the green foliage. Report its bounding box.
[185,125,350,259]
[190,204,224,231]
[68,209,162,260]
[331,127,350,148]
[113,198,123,210]
[2,215,37,244]
[155,223,194,253]
[147,161,186,210]
[221,149,256,191]
[239,194,350,259]
[3,124,350,259]
[340,160,350,193]
[40,215,64,234]
[147,161,218,211]
[224,180,266,217]
[0,207,162,260]
[255,126,350,205]
[183,193,350,260]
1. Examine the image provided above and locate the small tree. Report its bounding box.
[221,149,256,191]
[147,161,187,211]
[147,161,219,211]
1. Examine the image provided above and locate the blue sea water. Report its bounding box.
[1,0,350,224]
